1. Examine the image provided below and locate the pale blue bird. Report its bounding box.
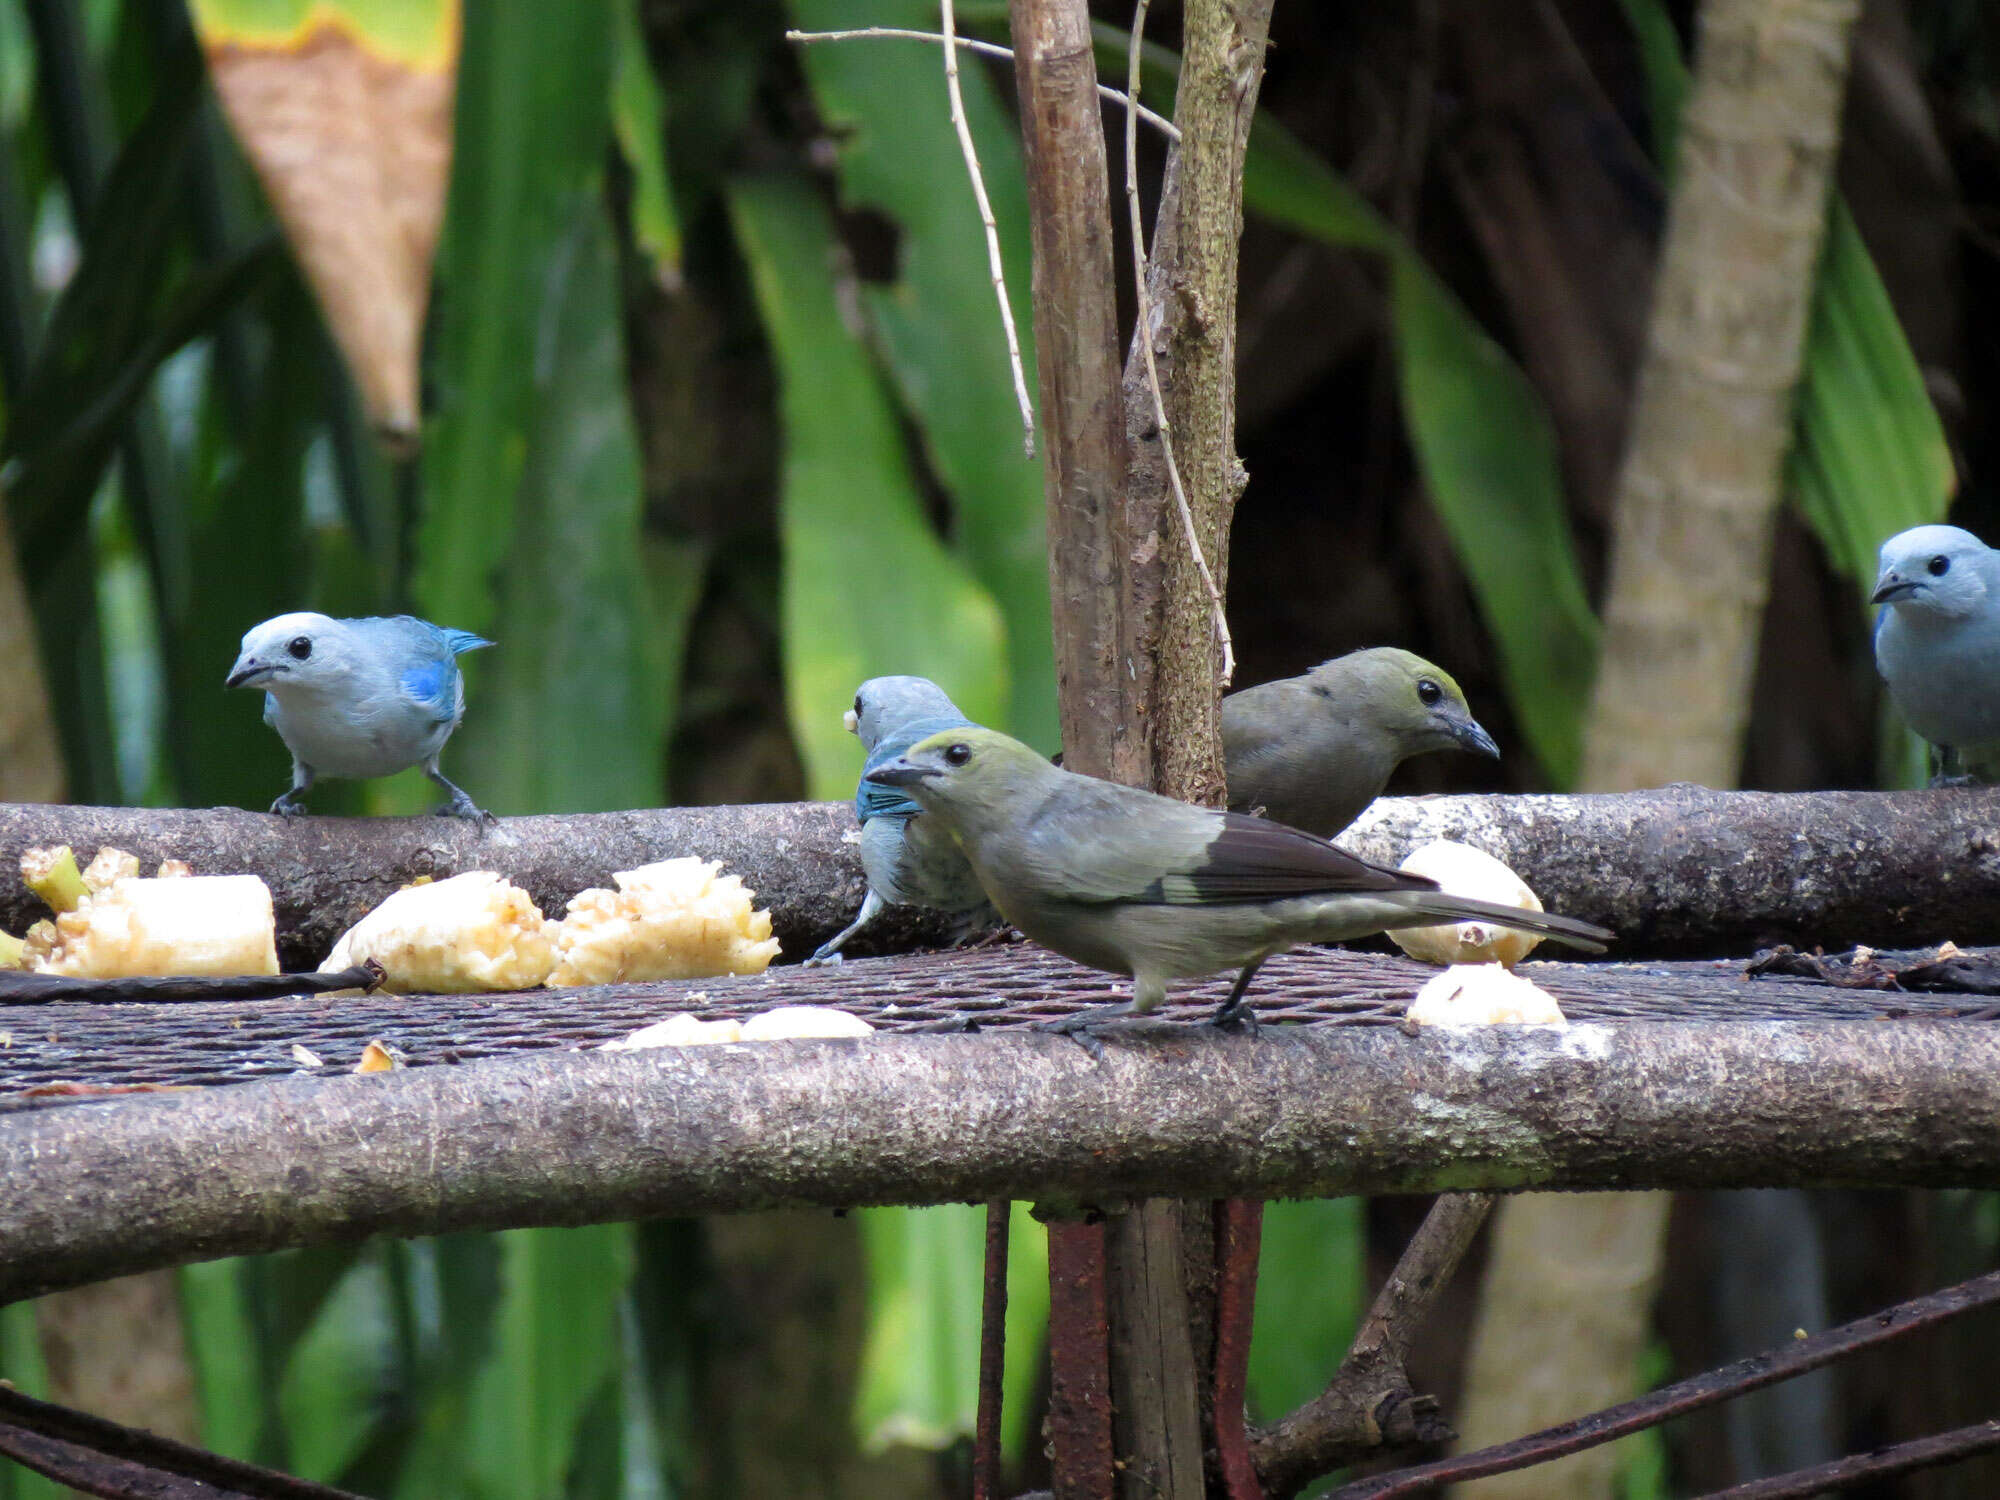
[1872,525,2000,785]
[226,611,493,819]
[807,675,999,965]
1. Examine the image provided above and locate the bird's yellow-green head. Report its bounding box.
[863,725,1052,828]
[1311,648,1498,760]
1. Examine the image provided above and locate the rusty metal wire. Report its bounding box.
[1320,1267,2000,1499]
[1,944,1986,1105]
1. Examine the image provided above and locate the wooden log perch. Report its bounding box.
[2,786,1998,969]
[5,1019,2000,1304]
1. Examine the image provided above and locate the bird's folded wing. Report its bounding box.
[398,660,460,724]
[1137,812,1436,905]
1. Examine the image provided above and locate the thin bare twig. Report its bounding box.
[1122,0,1235,685]
[784,28,1182,142]
[0,1382,366,1499]
[937,0,1036,457]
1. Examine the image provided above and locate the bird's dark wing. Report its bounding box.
[1138,812,1437,905]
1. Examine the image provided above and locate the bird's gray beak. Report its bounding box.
[865,755,936,789]
[1871,572,1916,605]
[1452,716,1501,760]
[225,658,270,690]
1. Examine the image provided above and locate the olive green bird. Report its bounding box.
[1221,648,1499,838]
[867,726,1610,1036]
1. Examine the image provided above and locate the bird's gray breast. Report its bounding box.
[860,814,989,916]
[267,680,456,779]
[1878,610,2000,747]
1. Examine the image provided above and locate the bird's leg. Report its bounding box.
[954,924,1020,950]
[269,762,315,817]
[1211,958,1269,1033]
[425,763,495,824]
[1931,745,1977,789]
[807,890,884,966]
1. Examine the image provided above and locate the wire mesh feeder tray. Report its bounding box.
[3,941,1990,1107]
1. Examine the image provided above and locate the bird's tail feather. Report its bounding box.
[1390,893,1612,953]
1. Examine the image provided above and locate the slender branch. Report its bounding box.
[972,1199,1011,1500]
[1121,0,1233,686]
[1,963,380,1005]
[1691,1421,2000,1499]
[1353,1192,1495,1373]
[1320,1267,2000,1499]
[783,28,1181,141]
[9,1022,2000,1304]
[1251,1193,1493,1495]
[937,1,1036,457]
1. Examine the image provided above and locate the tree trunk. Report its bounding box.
[1462,3,1864,1495]
[1580,0,1863,789]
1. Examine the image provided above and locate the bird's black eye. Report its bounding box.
[943,742,972,767]
[287,637,313,661]
[1416,678,1442,707]
[1929,555,1951,577]
[853,694,864,717]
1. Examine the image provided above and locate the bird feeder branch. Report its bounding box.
[6,1020,2000,1304]
[4,785,1999,971]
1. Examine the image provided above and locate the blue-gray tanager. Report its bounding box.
[226,612,493,819]
[1222,647,1500,837]
[807,675,998,965]
[1872,524,2000,785]
[867,726,1610,1034]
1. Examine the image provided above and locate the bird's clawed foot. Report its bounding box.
[955,924,1022,950]
[1929,773,1981,790]
[435,795,497,825]
[1210,998,1259,1036]
[1035,1002,1142,1062]
[428,771,495,825]
[803,945,846,968]
[269,789,310,818]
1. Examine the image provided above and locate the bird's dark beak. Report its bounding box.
[1451,716,1501,760]
[225,659,269,690]
[865,755,937,789]
[1871,573,1916,605]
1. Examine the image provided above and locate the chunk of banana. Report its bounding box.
[31,871,279,978]
[1389,840,1548,968]
[1406,963,1568,1028]
[547,857,780,987]
[319,871,555,993]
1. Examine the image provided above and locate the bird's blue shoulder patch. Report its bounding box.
[401,659,457,719]
[854,713,974,823]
